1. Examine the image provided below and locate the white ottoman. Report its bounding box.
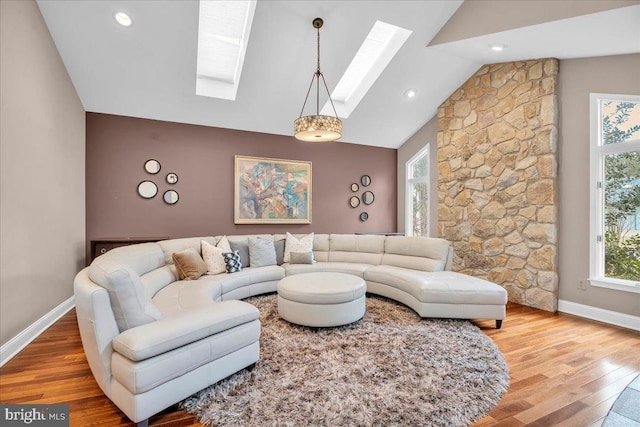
[277,272,366,327]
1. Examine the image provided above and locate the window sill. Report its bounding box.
[589,277,640,294]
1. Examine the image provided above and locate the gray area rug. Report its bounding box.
[603,374,640,426]
[182,294,509,427]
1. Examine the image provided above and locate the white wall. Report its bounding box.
[397,116,438,236]
[0,0,85,344]
[557,54,640,317]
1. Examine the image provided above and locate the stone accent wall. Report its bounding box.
[437,59,559,312]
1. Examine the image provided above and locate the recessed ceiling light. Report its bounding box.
[405,89,417,99]
[114,12,133,27]
[490,43,505,51]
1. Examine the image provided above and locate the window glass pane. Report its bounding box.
[600,100,640,145]
[411,153,428,178]
[604,150,640,280]
[411,182,428,237]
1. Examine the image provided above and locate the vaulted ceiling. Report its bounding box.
[37,1,640,148]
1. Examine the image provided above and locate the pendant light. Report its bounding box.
[294,18,342,142]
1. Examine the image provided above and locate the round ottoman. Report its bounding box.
[277,272,366,327]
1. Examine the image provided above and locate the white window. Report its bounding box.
[405,144,430,237]
[589,93,640,293]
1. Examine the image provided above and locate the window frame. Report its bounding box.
[405,144,430,237]
[589,93,640,294]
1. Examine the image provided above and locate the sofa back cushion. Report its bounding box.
[328,234,385,264]
[381,236,450,272]
[157,236,217,265]
[89,243,165,332]
[313,234,330,262]
[140,265,177,302]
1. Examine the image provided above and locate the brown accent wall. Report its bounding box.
[437,59,559,312]
[86,113,397,260]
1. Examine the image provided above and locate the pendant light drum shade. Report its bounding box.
[294,115,342,142]
[294,18,342,143]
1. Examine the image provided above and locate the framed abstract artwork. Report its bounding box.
[234,155,312,224]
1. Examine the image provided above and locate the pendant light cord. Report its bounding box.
[297,19,340,120]
[316,24,320,115]
[317,24,321,74]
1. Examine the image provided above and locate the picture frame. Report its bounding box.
[235,155,312,224]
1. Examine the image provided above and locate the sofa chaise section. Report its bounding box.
[365,268,507,327]
[363,236,507,328]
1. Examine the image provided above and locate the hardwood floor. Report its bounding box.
[1,302,638,427]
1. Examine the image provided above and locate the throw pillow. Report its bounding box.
[290,251,314,264]
[274,239,285,265]
[216,235,232,252]
[248,236,277,267]
[201,237,231,275]
[229,239,250,267]
[172,248,207,280]
[223,251,243,274]
[284,232,314,263]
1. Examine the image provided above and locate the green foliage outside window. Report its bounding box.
[412,182,428,237]
[605,232,640,280]
[409,150,429,237]
[602,101,640,281]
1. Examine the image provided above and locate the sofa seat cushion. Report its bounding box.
[112,317,260,394]
[153,278,223,316]
[365,266,507,305]
[112,301,259,360]
[219,265,285,294]
[283,262,370,278]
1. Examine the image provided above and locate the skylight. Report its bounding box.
[196,0,256,101]
[321,21,412,118]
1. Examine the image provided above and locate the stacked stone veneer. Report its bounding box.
[437,59,559,312]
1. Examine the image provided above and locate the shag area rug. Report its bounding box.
[182,294,509,427]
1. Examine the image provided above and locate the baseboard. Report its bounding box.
[558,300,640,332]
[0,296,75,367]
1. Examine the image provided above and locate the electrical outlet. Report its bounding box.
[577,280,587,290]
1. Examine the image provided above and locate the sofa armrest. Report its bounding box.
[111,300,259,361]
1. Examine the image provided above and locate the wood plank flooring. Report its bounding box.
[1,302,638,426]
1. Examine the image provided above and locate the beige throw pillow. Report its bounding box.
[284,232,314,263]
[201,236,231,275]
[290,251,314,264]
[172,248,207,280]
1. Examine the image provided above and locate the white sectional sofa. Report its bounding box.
[74,233,507,426]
